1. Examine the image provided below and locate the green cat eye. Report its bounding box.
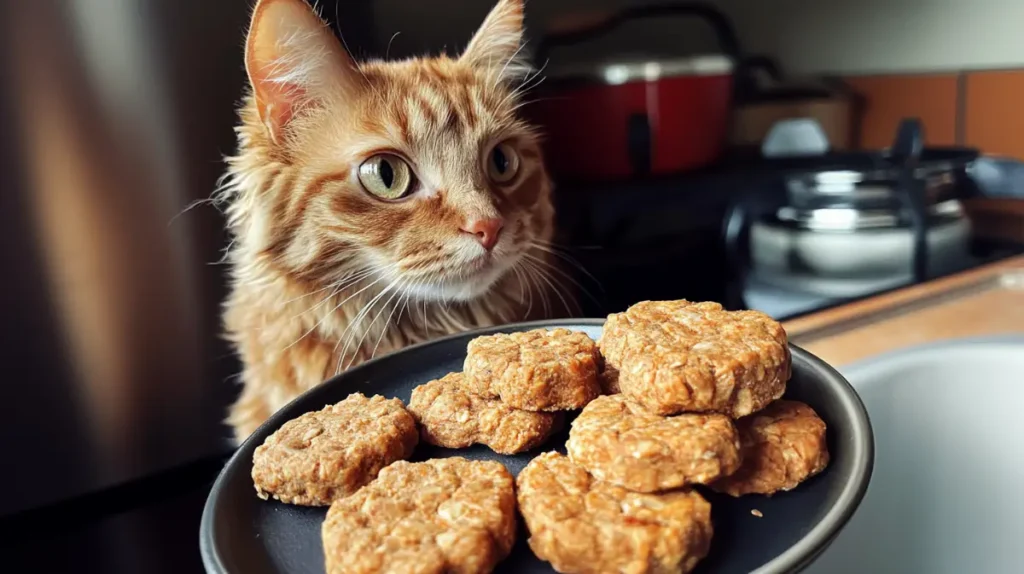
[358,154,413,200]
[487,142,520,184]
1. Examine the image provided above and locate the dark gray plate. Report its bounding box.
[200,319,874,574]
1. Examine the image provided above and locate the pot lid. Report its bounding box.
[546,54,733,84]
[786,168,958,209]
[775,198,965,231]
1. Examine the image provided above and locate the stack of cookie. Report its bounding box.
[515,300,830,574]
[408,327,602,454]
[589,299,830,499]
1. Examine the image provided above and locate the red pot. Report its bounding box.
[527,4,740,181]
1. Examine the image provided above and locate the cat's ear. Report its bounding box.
[245,0,360,143]
[460,0,530,82]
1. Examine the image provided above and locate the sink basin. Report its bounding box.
[807,337,1024,573]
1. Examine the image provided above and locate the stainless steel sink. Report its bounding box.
[807,337,1024,573]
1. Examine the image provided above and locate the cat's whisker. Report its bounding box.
[279,267,382,346]
[278,267,372,309]
[529,241,603,289]
[522,252,600,308]
[536,263,586,314]
[338,258,429,372]
[391,287,413,344]
[385,31,401,60]
[510,260,526,301]
[511,261,534,320]
[521,261,550,317]
[335,277,401,376]
[284,268,378,326]
[281,284,345,351]
[358,278,408,369]
[278,281,338,306]
[519,58,548,90]
[524,258,577,316]
[169,197,218,227]
[493,40,530,91]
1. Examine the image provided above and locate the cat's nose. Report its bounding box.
[460,217,504,251]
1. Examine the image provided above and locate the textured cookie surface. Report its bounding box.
[517,452,712,574]
[567,395,742,492]
[711,400,830,496]
[600,300,789,417]
[251,394,417,506]
[408,372,562,454]
[463,328,600,411]
[321,458,517,574]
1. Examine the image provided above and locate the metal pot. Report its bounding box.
[527,3,740,180]
[724,119,980,302]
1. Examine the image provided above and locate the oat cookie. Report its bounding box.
[600,300,789,417]
[463,328,600,411]
[711,400,829,497]
[251,393,417,506]
[566,395,742,492]
[322,457,517,574]
[518,452,712,574]
[408,372,562,454]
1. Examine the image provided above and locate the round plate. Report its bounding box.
[200,319,874,574]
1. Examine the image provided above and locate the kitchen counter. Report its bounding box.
[783,256,1024,366]
[6,257,1022,574]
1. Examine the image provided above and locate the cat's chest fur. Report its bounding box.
[222,245,559,442]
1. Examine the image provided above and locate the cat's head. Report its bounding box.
[228,0,552,302]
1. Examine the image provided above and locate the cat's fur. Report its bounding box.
[219,0,564,442]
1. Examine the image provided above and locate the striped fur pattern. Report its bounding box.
[220,0,568,442]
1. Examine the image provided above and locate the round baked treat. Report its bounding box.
[322,458,517,574]
[600,300,790,418]
[408,372,562,455]
[711,400,830,497]
[251,393,417,506]
[518,452,712,574]
[463,328,600,411]
[566,395,742,492]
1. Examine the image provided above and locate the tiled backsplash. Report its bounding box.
[964,71,1024,159]
[843,69,1024,159]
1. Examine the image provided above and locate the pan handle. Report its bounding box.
[534,3,742,65]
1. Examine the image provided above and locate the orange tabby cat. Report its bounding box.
[219,0,566,442]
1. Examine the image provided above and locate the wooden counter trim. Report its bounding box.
[783,256,1024,340]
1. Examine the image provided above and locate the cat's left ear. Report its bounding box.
[460,0,530,82]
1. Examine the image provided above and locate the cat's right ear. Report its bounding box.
[245,0,360,143]
[460,0,530,83]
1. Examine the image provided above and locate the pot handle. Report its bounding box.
[534,3,742,65]
[888,118,930,283]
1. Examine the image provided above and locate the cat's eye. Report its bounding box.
[487,142,520,184]
[358,154,414,200]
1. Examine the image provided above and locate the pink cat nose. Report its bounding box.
[460,217,504,250]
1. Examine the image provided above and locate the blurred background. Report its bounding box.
[1,0,1022,572]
